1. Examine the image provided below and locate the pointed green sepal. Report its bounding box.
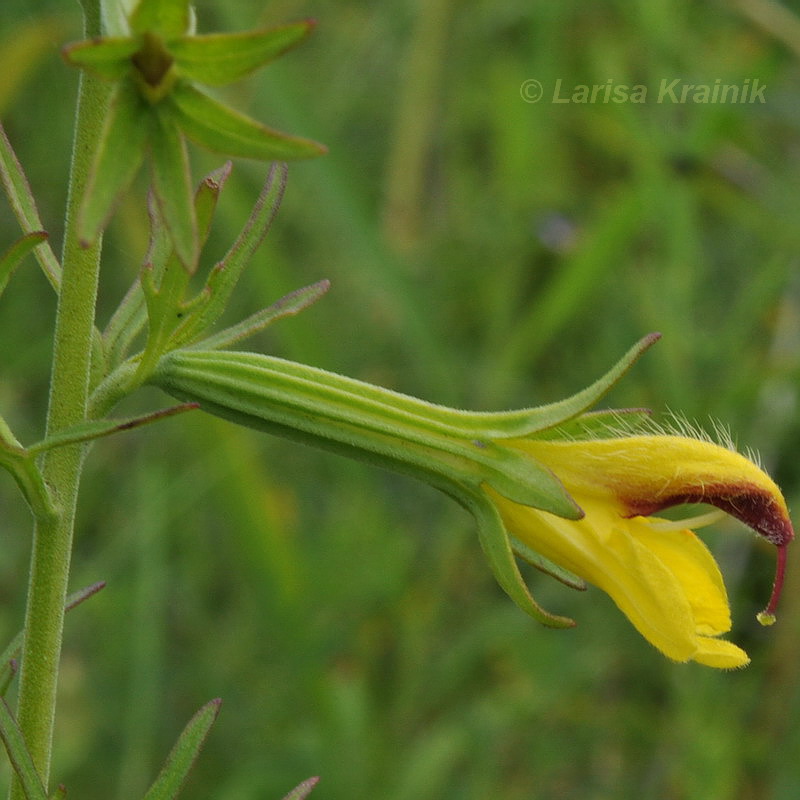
[462,487,576,628]
[143,699,221,800]
[150,107,197,269]
[171,21,316,86]
[130,0,191,38]
[511,333,662,435]
[62,36,141,80]
[510,535,587,590]
[429,333,661,440]
[480,444,583,518]
[0,231,47,299]
[170,82,327,160]
[79,83,149,248]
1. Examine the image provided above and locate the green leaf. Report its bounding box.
[280,777,319,800]
[27,404,198,456]
[143,699,221,800]
[170,82,327,160]
[0,123,61,291]
[462,488,576,628]
[150,107,197,269]
[130,0,191,38]
[0,699,47,800]
[0,231,47,299]
[62,36,140,80]
[170,21,316,85]
[193,279,331,350]
[79,82,149,248]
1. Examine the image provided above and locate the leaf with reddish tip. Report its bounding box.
[27,404,198,456]
[170,82,326,160]
[171,21,316,85]
[0,583,106,697]
[143,699,221,800]
[79,83,149,248]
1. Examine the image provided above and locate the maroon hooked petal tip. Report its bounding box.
[623,482,794,546]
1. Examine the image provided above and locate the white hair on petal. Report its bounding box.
[566,407,763,466]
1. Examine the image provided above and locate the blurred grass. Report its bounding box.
[3,0,800,798]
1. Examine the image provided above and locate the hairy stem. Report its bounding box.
[11,0,104,794]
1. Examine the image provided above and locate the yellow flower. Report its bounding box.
[488,435,793,668]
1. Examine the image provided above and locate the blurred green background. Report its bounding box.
[3,0,800,797]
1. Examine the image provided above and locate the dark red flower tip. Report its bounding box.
[622,481,794,546]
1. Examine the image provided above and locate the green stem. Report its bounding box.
[11,1,104,794]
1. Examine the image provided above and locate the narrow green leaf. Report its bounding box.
[80,82,149,247]
[280,777,319,800]
[130,0,191,38]
[0,699,47,800]
[0,231,47,299]
[0,123,61,291]
[170,21,316,85]
[464,489,576,628]
[169,163,287,345]
[64,581,107,613]
[27,404,198,456]
[170,82,327,160]
[150,108,197,269]
[62,36,140,80]
[192,279,330,350]
[143,699,221,800]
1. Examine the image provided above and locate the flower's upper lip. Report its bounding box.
[621,483,793,547]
